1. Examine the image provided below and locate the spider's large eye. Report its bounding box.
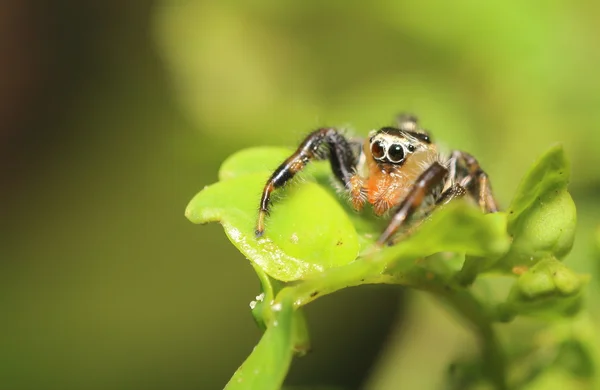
[370,141,385,159]
[387,144,405,163]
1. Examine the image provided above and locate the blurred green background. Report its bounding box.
[1,1,599,389]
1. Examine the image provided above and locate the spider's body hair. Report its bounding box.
[332,127,443,216]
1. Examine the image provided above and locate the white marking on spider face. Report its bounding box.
[356,149,368,177]
[369,132,426,164]
[388,170,405,179]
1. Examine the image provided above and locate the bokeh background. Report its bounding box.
[1,1,599,389]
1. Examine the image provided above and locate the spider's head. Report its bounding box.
[367,126,433,166]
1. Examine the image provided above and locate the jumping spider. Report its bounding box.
[255,114,498,246]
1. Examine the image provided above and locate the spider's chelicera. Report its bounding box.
[255,114,498,246]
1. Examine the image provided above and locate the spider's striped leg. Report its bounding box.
[435,183,468,206]
[255,128,357,237]
[430,152,469,207]
[376,162,448,246]
[450,150,498,213]
[387,182,468,245]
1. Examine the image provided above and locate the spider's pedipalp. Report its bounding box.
[348,174,367,211]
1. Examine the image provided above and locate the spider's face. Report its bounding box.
[368,127,432,166]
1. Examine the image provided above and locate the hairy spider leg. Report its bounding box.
[449,150,498,213]
[385,152,498,245]
[403,179,469,231]
[376,161,449,246]
[385,182,466,246]
[255,128,357,237]
[435,183,468,206]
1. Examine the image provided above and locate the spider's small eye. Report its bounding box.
[370,141,385,159]
[387,144,405,163]
[407,144,416,152]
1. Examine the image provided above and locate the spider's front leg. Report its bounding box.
[377,162,449,246]
[255,128,360,237]
[449,150,498,213]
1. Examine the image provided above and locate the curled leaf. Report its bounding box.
[493,145,577,273]
[218,147,298,181]
[498,258,587,320]
[186,173,359,281]
[376,201,510,272]
[187,147,388,281]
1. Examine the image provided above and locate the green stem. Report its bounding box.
[277,258,388,308]
[385,268,508,390]
[437,289,507,390]
[275,261,508,390]
[567,313,600,390]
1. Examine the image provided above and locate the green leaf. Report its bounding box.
[493,145,577,273]
[219,146,387,244]
[555,340,595,379]
[373,201,510,271]
[186,172,359,281]
[186,147,388,281]
[279,202,511,309]
[225,296,295,390]
[218,147,299,181]
[507,145,571,223]
[520,369,587,390]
